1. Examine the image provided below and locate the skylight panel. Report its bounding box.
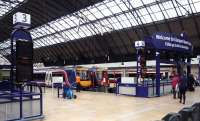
[153,11,164,21]
[43,37,52,45]
[0,54,10,65]
[77,28,87,37]
[96,3,107,10]
[150,4,161,13]
[166,8,177,18]
[118,1,129,11]
[129,0,143,8]
[106,1,116,8]
[109,4,122,14]
[34,40,45,47]
[142,0,157,5]
[52,36,61,43]
[139,8,148,16]
[0,0,25,17]
[143,15,153,23]
[193,1,200,12]
[2,48,10,55]
[63,31,75,40]
[0,40,10,49]
[69,29,81,39]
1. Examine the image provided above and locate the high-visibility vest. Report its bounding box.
[76,76,81,83]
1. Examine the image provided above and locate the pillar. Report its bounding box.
[156,51,160,97]
[187,58,191,76]
[136,49,140,84]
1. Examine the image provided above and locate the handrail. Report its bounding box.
[0,82,44,120]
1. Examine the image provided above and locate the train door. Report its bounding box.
[87,70,97,88]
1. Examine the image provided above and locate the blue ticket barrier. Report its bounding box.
[0,81,11,91]
[162,112,181,121]
[0,84,44,121]
[136,86,148,97]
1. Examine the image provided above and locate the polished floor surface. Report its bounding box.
[40,87,200,121]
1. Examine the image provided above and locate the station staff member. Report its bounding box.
[76,73,81,92]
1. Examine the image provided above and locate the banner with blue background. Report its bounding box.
[145,32,193,53]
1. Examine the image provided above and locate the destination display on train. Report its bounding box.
[151,32,193,53]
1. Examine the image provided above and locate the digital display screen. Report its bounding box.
[16,41,33,59]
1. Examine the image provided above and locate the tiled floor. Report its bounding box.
[40,87,200,121]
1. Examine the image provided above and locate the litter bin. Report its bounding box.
[178,107,193,121]
[192,102,200,121]
[162,112,181,121]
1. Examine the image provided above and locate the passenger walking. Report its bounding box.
[188,74,195,91]
[76,73,81,92]
[172,72,179,99]
[178,71,187,104]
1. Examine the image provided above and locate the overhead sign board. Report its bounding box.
[135,41,145,49]
[13,12,31,29]
[147,32,192,53]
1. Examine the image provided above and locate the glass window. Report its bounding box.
[0,0,25,17]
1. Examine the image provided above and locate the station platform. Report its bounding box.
[39,87,200,121]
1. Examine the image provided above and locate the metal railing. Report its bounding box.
[0,83,44,121]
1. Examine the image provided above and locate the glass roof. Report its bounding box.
[0,0,200,56]
[0,0,24,17]
[0,39,11,56]
[0,54,10,65]
[30,0,200,48]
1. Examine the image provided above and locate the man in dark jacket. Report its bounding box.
[188,74,195,91]
[179,71,187,104]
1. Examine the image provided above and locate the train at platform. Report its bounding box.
[32,66,173,92]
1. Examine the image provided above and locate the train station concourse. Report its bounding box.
[0,0,200,121]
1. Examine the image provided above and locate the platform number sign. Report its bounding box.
[13,12,31,29]
[135,41,145,49]
[13,13,26,24]
[21,13,27,23]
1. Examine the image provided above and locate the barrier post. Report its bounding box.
[58,87,60,98]
[136,49,139,84]
[187,58,191,76]
[135,41,145,85]
[199,58,200,81]
[10,33,14,93]
[20,85,23,119]
[39,86,43,116]
[197,55,200,81]
[156,51,160,97]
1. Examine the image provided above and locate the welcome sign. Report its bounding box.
[150,32,192,53]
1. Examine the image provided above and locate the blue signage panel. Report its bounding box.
[12,29,32,42]
[146,32,192,53]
